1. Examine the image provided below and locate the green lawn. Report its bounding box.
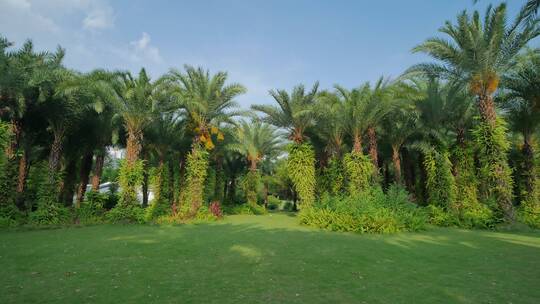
[1,214,539,303]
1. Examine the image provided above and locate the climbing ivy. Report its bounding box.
[424,150,457,208]
[472,118,514,221]
[320,157,345,195]
[184,146,209,212]
[287,143,316,207]
[242,170,261,206]
[118,159,145,206]
[343,151,374,195]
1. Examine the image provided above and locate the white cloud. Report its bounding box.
[83,4,114,30]
[129,32,162,64]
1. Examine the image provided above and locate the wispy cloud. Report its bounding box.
[129,32,162,64]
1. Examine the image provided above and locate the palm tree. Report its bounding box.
[228,120,283,205]
[252,83,319,207]
[229,120,283,173]
[500,51,540,200]
[314,91,347,159]
[166,65,246,150]
[411,3,540,221]
[113,69,159,166]
[252,83,319,143]
[164,65,246,212]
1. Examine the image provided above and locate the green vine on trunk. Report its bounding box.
[184,146,209,213]
[472,118,514,221]
[118,159,145,206]
[343,151,374,195]
[287,143,316,207]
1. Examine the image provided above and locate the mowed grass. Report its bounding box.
[1,214,539,303]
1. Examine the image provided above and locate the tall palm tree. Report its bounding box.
[500,51,540,199]
[228,120,283,205]
[252,83,319,143]
[164,65,246,212]
[314,91,347,159]
[228,120,283,172]
[411,3,540,221]
[113,68,159,166]
[253,83,319,207]
[165,65,246,150]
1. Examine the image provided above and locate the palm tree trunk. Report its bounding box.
[15,149,30,209]
[523,132,536,196]
[5,119,21,159]
[353,133,363,154]
[126,128,143,165]
[477,93,515,222]
[142,154,149,207]
[367,126,378,168]
[478,94,497,126]
[48,129,65,183]
[16,149,29,194]
[263,180,269,208]
[60,158,78,206]
[91,150,105,191]
[392,145,402,184]
[76,152,94,207]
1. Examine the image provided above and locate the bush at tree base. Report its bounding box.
[299,184,428,233]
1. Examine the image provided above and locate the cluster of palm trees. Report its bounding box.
[1,2,540,225]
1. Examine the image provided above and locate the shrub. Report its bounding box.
[519,201,540,229]
[194,205,219,222]
[75,191,106,225]
[209,201,223,218]
[29,203,72,226]
[106,204,146,224]
[225,204,267,215]
[426,205,457,227]
[145,199,171,222]
[300,187,427,233]
[267,195,281,210]
[0,204,24,228]
[282,201,295,212]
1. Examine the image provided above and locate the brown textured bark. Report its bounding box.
[91,151,105,191]
[367,126,378,168]
[5,119,21,159]
[16,150,29,194]
[249,158,258,172]
[478,94,497,126]
[392,145,402,184]
[142,152,149,207]
[353,133,362,154]
[126,128,143,165]
[48,129,65,182]
[76,152,94,207]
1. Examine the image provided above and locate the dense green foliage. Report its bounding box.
[299,185,427,233]
[287,143,316,207]
[2,1,540,233]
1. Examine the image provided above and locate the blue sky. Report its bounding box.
[0,0,526,107]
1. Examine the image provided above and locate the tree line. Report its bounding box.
[1,2,539,228]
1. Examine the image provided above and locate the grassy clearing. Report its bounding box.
[1,214,539,303]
